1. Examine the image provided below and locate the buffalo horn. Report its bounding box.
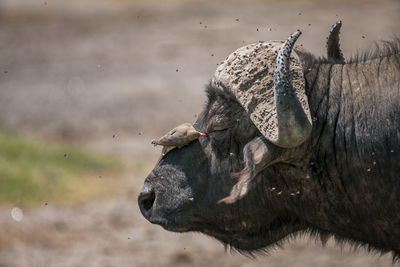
[272,30,312,148]
[327,21,345,63]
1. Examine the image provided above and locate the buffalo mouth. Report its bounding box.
[154,220,192,233]
[145,213,194,233]
[140,208,192,233]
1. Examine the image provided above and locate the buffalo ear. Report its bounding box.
[218,136,283,204]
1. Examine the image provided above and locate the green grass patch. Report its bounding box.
[0,131,123,206]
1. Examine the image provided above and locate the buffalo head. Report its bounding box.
[138,30,316,251]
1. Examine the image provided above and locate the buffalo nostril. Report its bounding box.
[141,191,155,211]
[138,188,156,218]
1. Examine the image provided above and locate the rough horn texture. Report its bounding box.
[273,31,313,147]
[327,21,345,63]
[211,35,311,148]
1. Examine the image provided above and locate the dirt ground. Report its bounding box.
[0,0,399,266]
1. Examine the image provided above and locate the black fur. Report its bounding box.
[347,37,400,64]
[298,38,400,67]
[139,38,400,261]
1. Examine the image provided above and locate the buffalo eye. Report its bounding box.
[207,128,233,156]
[205,114,235,134]
[209,128,229,141]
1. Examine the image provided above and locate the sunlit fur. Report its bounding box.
[141,39,400,261]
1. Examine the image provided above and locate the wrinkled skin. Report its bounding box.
[139,42,400,256]
[141,89,307,251]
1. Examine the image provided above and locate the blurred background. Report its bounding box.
[0,0,398,266]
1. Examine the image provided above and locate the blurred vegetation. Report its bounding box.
[0,131,122,207]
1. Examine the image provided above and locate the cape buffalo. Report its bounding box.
[138,22,400,258]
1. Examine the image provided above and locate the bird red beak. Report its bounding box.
[199,132,206,136]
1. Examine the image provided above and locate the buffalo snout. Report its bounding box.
[138,185,156,220]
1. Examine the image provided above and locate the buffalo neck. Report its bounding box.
[300,54,400,250]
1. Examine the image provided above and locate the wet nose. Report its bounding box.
[138,186,156,219]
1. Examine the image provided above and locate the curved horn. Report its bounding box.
[327,21,345,63]
[272,30,312,148]
[211,30,312,149]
